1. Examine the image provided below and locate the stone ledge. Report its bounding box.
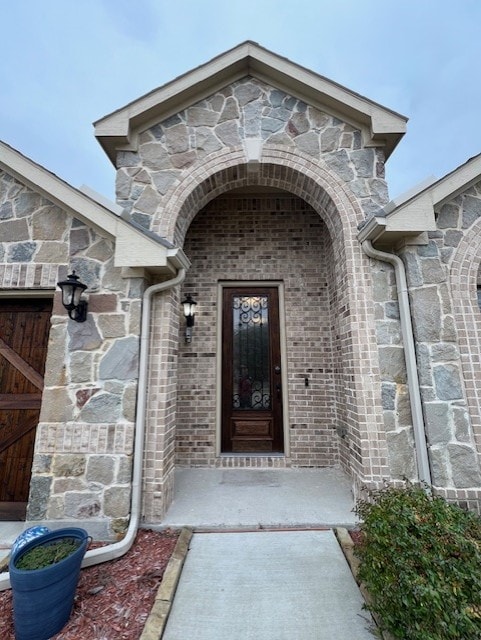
[335,525,360,577]
[139,527,193,640]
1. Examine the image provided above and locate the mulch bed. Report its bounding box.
[0,528,179,640]
[348,529,363,546]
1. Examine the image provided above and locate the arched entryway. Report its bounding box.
[142,153,389,521]
[177,188,340,468]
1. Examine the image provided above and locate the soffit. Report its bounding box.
[94,41,407,164]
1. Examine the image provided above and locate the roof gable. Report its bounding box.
[0,141,188,274]
[358,153,481,246]
[94,41,407,164]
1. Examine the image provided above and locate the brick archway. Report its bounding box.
[450,218,481,453]
[152,145,364,247]
[152,145,389,488]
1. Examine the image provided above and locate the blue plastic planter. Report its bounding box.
[9,527,90,640]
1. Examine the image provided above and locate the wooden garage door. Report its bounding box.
[0,299,52,503]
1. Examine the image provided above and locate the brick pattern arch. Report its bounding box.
[152,145,364,246]
[153,144,389,486]
[450,217,481,458]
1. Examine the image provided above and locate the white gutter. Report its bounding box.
[0,268,186,590]
[361,240,432,486]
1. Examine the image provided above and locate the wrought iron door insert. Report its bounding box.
[221,287,284,453]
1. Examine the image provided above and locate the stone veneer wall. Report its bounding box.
[114,77,389,241]
[403,182,481,512]
[370,261,417,480]
[115,76,391,499]
[0,170,142,538]
[176,194,340,468]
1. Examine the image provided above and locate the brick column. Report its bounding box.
[142,286,180,521]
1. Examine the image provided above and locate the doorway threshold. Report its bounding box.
[216,454,287,468]
[219,453,285,457]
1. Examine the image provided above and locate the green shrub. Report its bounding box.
[355,484,481,640]
[15,539,80,570]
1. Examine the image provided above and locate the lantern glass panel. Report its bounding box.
[183,301,195,317]
[72,286,83,307]
[61,284,75,308]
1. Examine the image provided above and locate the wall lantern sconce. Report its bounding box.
[181,294,197,343]
[57,271,88,322]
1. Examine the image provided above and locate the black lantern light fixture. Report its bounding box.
[57,271,88,322]
[181,294,197,343]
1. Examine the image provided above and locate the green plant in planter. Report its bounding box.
[15,539,81,570]
[10,528,90,640]
[355,483,481,640]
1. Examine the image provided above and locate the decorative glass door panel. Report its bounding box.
[222,287,284,453]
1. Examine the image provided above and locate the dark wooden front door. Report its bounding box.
[0,299,52,503]
[222,287,284,453]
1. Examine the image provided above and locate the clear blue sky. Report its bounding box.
[2,0,480,201]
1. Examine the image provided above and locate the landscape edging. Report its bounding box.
[335,527,395,640]
[139,527,193,640]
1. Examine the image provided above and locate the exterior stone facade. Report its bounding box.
[2,43,481,535]
[371,260,417,480]
[361,179,481,512]
[115,77,388,241]
[409,185,481,509]
[0,170,143,538]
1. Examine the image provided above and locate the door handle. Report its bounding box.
[276,383,281,399]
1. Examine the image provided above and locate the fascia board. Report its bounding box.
[357,214,431,250]
[383,176,438,215]
[357,197,435,245]
[113,223,190,271]
[0,141,184,272]
[248,47,407,137]
[167,247,191,271]
[357,216,387,243]
[113,223,168,268]
[429,154,481,207]
[94,51,251,162]
[361,153,481,244]
[384,154,481,232]
[94,41,407,163]
[0,142,117,238]
[94,44,252,131]
[0,143,115,236]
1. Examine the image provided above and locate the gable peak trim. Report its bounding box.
[94,41,407,164]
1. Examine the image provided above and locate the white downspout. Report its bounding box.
[0,268,186,590]
[361,240,432,486]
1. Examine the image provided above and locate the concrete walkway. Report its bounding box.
[162,529,375,640]
[2,468,371,636]
[161,467,358,529]
[0,521,25,566]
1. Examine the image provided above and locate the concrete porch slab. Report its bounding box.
[159,467,358,529]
